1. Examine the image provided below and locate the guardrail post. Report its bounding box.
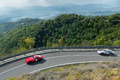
[2,59,4,62]
[0,57,4,62]
[43,47,45,53]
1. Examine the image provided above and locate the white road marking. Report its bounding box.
[0,54,116,75]
[45,55,99,60]
[29,61,113,74]
[0,64,26,75]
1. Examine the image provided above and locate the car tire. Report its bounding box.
[28,61,32,64]
[109,53,113,56]
[38,59,42,61]
[100,53,104,55]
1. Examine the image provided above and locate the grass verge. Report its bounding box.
[7,61,120,80]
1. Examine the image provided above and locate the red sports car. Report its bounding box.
[25,55,44,64]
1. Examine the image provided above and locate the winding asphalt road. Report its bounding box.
[0,51,120,80]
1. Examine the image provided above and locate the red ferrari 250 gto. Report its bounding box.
[25,55,44,64]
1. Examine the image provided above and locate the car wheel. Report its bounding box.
[28,61,32,64]
[109,53,113,56]
[100,53,104,55]
[38,59,42,61]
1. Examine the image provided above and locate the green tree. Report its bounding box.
[46,41,51,47]
[112,40,120,46]
[58,36,63,47]
[24,37,35,49]
[94,36,105,45]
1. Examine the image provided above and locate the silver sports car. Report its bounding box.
[97,49,114,55]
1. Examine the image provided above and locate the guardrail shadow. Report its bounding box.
[0,55,47,67]
[0,49,118,67]
[0,57,27,67]
[40,50,98,54]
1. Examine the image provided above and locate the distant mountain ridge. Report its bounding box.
[0,3,120,23]
[0,18,44,34]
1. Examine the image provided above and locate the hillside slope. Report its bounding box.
[0,13,120,58]
[7,62,120,80]
[0,18,44,34]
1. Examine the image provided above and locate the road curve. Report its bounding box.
[0,51,120,80]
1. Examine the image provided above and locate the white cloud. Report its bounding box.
[0,0,28,7]
[0,0,119,8]
[0,0,47,7]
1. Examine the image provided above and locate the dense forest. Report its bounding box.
[0,13,120,58]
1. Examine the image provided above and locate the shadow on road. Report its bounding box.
[27,59,46,66]
[100,54,118,57]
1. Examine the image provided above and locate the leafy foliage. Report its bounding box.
[0,13,120,57]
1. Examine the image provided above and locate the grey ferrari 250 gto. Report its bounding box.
[97,49,114,56]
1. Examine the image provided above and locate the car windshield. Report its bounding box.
[32,56,36,59]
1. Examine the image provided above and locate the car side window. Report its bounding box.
[107,51,111,53]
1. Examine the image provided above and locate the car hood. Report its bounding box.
[97,50,105,53]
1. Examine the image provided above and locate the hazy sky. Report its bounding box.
[0,0,119,8]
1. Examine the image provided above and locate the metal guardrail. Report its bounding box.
[0,46,120,65]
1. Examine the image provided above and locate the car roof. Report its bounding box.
[34,55,42,58]
[104,49,110,50]
[98,49,113,51]
[104,49,112,51]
